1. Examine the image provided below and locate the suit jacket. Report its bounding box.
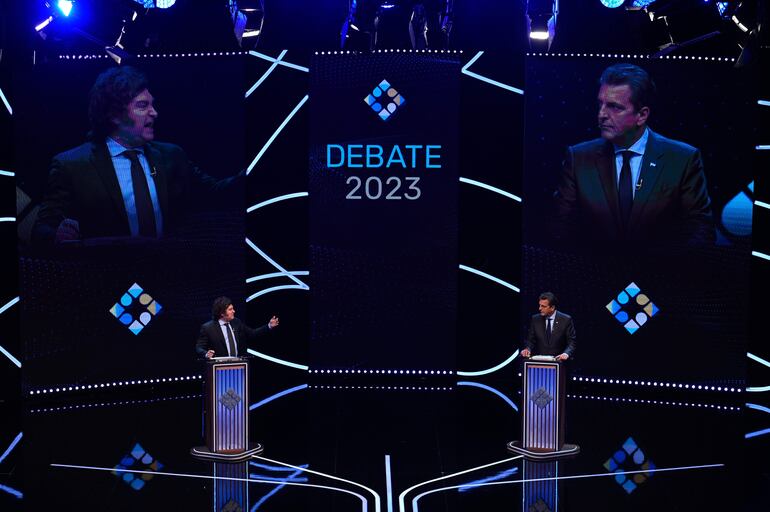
[552,129,714,247]
[195,317,269,358]
[525,311,576,357]
[32,140,241,244]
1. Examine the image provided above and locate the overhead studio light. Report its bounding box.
[57,0,74,17]
[527,0,559,49]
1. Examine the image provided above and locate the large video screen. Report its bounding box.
[522,56,754,385]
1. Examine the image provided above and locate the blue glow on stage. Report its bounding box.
[457,381,518,412]
[249,384,308,410]
[0,432,22,465]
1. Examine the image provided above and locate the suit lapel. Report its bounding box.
[143,143,169,220]
[595,142,623,236]
[628,130,664,231]
[91,142,130,230]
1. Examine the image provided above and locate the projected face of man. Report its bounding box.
[112,89,158,148]
[220,304,235,322]
[538,299,556,317]
[597,83,649,148]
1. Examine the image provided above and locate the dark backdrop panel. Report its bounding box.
[522,56,754,386]
[16,56,246,391]
[309,52,460,371]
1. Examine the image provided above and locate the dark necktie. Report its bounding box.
[618,150,633,227]
[123,150,157,237]
[224,322,237,357]
[545,318,552,343]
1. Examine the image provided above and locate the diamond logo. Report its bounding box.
[606,282,659,334]
[530,387,554,410]
[113,443,163,491]
[219,388,242,410]
[603,437,655,494]
[109,282,163,335]
[364,79,406,121]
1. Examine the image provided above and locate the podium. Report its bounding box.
[191,357,263,461]
[507,357,579,460]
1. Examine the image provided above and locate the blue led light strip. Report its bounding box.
[245,238,309,289]
[0,432,22,465]
[752,251,770,261]
[756,200,770,210]
[249,50,309,72]
[757,145,770,150]
[246,271,309,283]
[251,466,308,511]
[246,284,308,302]
[459,177,522,202]
[0,87,12,115]
[246,192,308,213]
[458,467,518,493]
[457,350,519,377]
[246,348,309,371]
[0,170,15,177]
[249,383,308,410]
[246,94,309,175]
[0,483,23,499]
[385,455,394,512]
[457,381,518,412]
[748,352,770,369]
[245,49,288,98]
[0,217,16,222]
[0,297,21,367]
[459,264,520,292]
[461,51,524,95]
[758,100,770,106]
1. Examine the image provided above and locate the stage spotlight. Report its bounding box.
[527,0,558,50]
[57,0,74,17]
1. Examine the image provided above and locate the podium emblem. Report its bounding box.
[219,388,242,410]
[531,387,553,410]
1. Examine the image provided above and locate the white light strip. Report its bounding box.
[253,455,381,512]
[246,348,309,371]
[246,271,309,283]
[0,296,19,315]
[1,87,13,115]
[459,177,522,202]
[410,463,724,511]
[457,350,519,377]
[758,100,770,106]
[571,375,741,392]
[747,386,770,392]
[0,170,15,177]
[246,284,308,302]
[756,200,770,210]
[461,51,524,95]
[526,52,736,62]
[568,394,740,411]
[398,455,523,512]
[748,352,770,369]
[245,238,309,289]
[752,251,770,261]
[246,94,309,175]
[459,264,520,292]
[27,375,203,395]
[50,463,368,511]
[245,49,288,98]
[249,50,309,72]
[247,192,308,213]
[385,455,394,512]
[756,145,770,150]
[0,217,16,222]
[0,345,21,368]
[0,432,22,464]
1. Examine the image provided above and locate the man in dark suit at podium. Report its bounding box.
[196,296,279,359]
[521,292,576,361]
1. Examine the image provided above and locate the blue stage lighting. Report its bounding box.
[630,0,656,8]
[600,0,625,8]
[57,0,73,17]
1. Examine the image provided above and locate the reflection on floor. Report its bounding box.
[2,363,769,511]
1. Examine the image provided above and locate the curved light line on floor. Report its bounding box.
[746,428,770,439]
[0,483,23,499]
[249,50,309,72]
[752,251,770,261]
[459,177,521,202]
[250,384,308,410]
[0,432,22,464]
[748,352,770,369]
[253,455,381,512]
[457,350,519,377]
[459,264,520,292]
[747,386,770,392]
[398,455,522,512]
[0,296,19,315]
[246,271,309,283]
[756,200,770,210]
[245,238,308,288]
[246,94,309,175]
[410,463,724,511]
[460,51,524,95]
[457,381,518,412]
[246,284,308,302]
[0,170,14,177]
[50,463,367,512]
[0,217,15,222]
[746,403,770,414]
[247,192,308,213]
[0,87,12,115]
[246,348,309,371]
[246,49,288,98]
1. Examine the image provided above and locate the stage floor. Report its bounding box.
[2,365,768,511]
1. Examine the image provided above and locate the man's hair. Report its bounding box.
[539,292,558,308]
[88,66,149,139]
[599,63,656,112]
[211,296,233,320]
